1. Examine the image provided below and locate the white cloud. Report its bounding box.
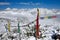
[35,3,40,5]
[18,2,40,6]
[5,8,11,10]
[5,8,18,11]
[0,2,10,5]
[19,2,30,5]
[30,2,40,6]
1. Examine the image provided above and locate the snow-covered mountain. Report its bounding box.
[0,8,60,40]
[0,8,60,25]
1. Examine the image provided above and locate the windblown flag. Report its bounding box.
[45,16,48,19]
[52,16,57,18]
[36,8,40,38]
[40,17,44,19]
[48,16,52,19]
[18,22,20,33]
[7,21,10,32]
[5,24,8,32]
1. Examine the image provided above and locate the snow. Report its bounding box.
[0,8,60,40]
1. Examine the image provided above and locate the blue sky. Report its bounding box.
[0,0,60,10]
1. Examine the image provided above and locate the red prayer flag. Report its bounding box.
[52,16,57,18]
[36,9,40,38]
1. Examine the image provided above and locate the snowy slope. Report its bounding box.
[0,8,60,40]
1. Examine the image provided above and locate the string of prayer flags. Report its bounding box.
[40,16,57,19]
